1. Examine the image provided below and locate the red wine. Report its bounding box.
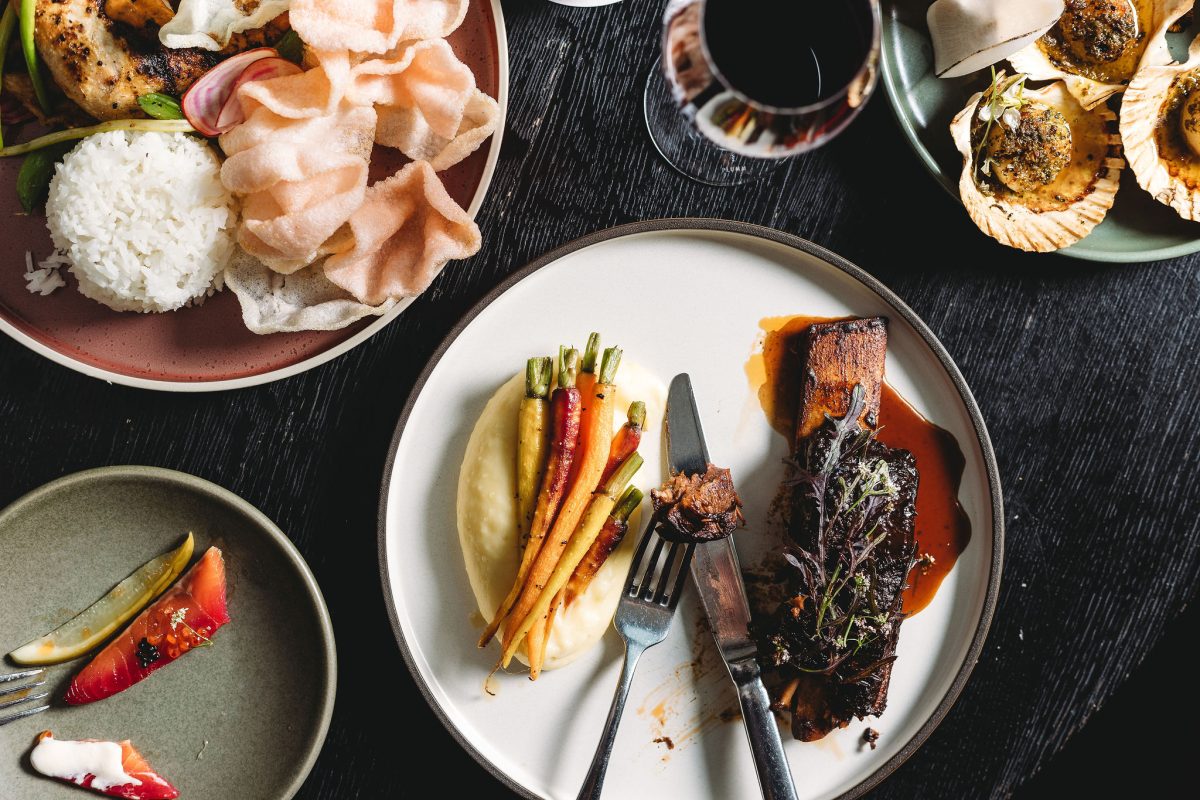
[703,0,872,109]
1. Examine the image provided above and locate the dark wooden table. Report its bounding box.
[3,2,1197,797]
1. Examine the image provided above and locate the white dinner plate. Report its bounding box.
[378,219,1003,799]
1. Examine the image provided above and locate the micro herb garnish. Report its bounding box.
[974,67,1030,179]
[759,384,914,681]
[170,607,213,648]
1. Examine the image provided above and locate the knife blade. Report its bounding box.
[666,375,757,663]
[667,374,798,800]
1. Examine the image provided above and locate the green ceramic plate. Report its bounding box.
[881,0,1200,262]
[0,467,335,800]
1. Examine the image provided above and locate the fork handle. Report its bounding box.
[576,641,646,800]
[731,657,799,800]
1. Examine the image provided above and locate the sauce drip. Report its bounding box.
[745,315,971,615]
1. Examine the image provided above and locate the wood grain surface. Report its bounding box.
[2,2,1198,797]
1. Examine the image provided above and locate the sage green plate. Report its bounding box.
[0,467,335,800]
[881,0,1200,263]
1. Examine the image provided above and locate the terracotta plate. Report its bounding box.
[0,2,507,390]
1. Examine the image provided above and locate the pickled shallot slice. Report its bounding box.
[215,57,304,132]
[181,47,275,136]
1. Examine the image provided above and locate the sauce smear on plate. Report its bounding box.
[745,314,970,614]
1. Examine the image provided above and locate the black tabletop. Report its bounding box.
[3,2,1197,798]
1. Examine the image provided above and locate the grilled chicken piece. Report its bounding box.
[33,0,216,120]
[794,317,887,442]
[757,317,917,741]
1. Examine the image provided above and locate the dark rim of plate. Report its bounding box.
[0,465,338,800]
[376,218,1005,800]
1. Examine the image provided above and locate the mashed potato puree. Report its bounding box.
[457,361,667,670]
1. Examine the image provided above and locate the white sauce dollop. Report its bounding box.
[30,736,140,791]
[458,360,667,670]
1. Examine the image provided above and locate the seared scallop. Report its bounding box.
[984,104,1074,193]
[1008,0,1191,108]
[1058,0,1141,63]
[1121,34,1200,219]
[951,72,1124,251]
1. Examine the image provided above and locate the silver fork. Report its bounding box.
[577,520,695,800]
[0,668,49,726]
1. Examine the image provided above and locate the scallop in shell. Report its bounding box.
[951,72,1124,251]
[1008,0,1193,109]
[1121,34,1200,219]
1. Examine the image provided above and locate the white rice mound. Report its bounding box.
[44,131,237,313]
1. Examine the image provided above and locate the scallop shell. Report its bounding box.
[951,74,1124,251]
[1121,34,1200,219]
[1007,0,1192,110]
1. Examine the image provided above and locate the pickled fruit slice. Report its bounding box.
[30,731,180,799]
[65,547,230,706]
[8,534,195,666]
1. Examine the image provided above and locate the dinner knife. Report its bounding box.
[667,374,799,800]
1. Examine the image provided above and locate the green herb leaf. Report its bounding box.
[973,69,1030,179]
[276,30,305,65]
[16,143,70,214]
[137,93,184,121]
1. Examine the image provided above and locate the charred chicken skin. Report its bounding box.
[31,0,288,121]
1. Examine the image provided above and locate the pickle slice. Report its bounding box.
[8,533,195,665]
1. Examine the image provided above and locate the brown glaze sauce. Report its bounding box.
[745,315,971,615]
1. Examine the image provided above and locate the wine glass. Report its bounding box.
[645,0,882,186]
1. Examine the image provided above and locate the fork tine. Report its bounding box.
[651,541,683,605]
[0,668,44,683]
[638,535,668,600]
[0,677,46,699]
[0,700,50,727]
[664,544,696,609]
[0,690,49,712]
[0,670,51,727]
[624,517,657,595]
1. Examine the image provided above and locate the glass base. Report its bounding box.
[643,56,782,187]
